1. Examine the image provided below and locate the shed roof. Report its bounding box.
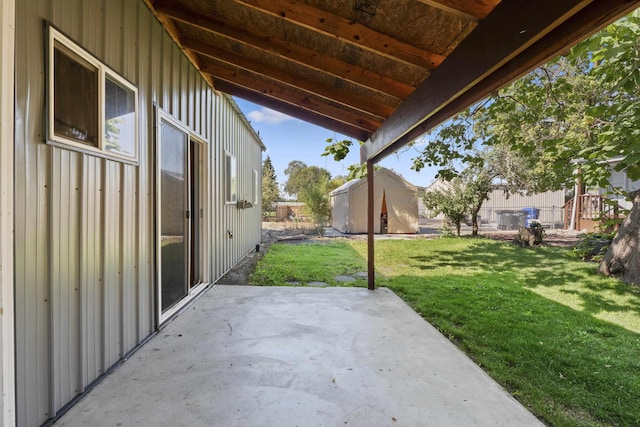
[143,0,640,163]
[330,167,416,196]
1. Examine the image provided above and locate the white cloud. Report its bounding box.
[247,107,295,124]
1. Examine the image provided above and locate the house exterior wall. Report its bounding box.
[602,168,640,210]
[14,1,263,425]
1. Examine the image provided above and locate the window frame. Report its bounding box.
[252,169,259,206]
[47,24,139,164]
[225,151,237,204]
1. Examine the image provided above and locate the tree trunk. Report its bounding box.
[471,213,479,236]
[598,189,640,285]
[470,203,482,237]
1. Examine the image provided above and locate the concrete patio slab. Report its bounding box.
[56,286,544,427]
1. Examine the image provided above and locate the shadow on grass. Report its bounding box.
[255,238,640,425]
[385,271,640,427]
[405,239,640,320]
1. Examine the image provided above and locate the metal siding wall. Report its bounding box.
[213,97,264,277]
[15,0,52,422]
[136,4,154,342]
[15,1,263,425]
[478,189,566,225]
[80,156,104,389]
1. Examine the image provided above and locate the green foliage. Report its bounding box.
[283,161,332,199]
[346,163,368,180]
[475,11,640,191]
[423,163,493,236]
[411,11,640,197]
[322,138,378,181]
[298,179,331,234]
[344,163,383,181]
[437,224,456,238]
[411,112,481,180]
[568,232,616,262]
[327,175,347,192]
[261,156,280,215]
[423,179,468,236]
[322,138,355,161]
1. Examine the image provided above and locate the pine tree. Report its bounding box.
[262,156,280,217]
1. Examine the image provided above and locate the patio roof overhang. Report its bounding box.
[142,0,640,289]
[143,0,639,162]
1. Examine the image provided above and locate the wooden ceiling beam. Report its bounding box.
[232,0,445,70]
[154,3,415,100]
[369,0,640,162]
[199,59,382,134]
[415,0,499,21]
[217,81,371,141]
[183,37,395,120]
[141,0,214,87]
[362,0,598,163]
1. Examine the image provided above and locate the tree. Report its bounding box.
[461,164,493,236]
[283,161,331,199]
[423,178,468,236]
[422,160,493,237]
[477,11,640,283]
[262,156,280,215]
[599,190,640,284]
[299,179,331,235]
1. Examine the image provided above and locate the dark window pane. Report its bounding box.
[53,44,98,146]
[160,121,188,311]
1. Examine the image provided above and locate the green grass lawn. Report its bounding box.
[250,238,640,427]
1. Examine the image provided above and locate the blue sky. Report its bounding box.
[233,98,438,192]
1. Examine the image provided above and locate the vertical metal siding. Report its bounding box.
[478,189,566,226]
[15,0,264,425]
[15,0,52,422]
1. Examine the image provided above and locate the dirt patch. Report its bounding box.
[217,221,320,285]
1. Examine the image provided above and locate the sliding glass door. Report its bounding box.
[156,110,204,323]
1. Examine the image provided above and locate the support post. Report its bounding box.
[367,161,375,290]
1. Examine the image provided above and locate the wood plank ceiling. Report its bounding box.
[143,0,640,162]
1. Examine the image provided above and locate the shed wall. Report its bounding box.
[331,170,418,234]
[14,1,262,425]
[331,192,350,232]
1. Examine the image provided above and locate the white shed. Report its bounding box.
[331,168,419,234]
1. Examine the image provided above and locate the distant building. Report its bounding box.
[330,168,419,234]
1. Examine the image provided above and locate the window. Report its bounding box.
[48,25,138,163]
[225,152,237,203]
[252,169,259,205]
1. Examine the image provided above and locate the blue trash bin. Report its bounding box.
[521,207,540,227]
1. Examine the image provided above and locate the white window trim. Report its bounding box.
[47,25,139,164]
[225,151,237,204]
[252,169,259,205]
[155,108,209,325]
